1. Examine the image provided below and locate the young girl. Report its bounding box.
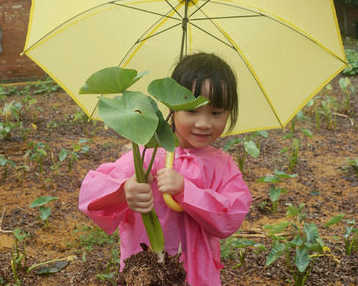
[79,53,252,286]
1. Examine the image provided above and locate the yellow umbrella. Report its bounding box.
[22,0,347,134]
[23,0,347,211]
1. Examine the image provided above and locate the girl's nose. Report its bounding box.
[194,114,212,129]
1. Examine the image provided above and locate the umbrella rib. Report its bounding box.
[23,2,112,52]
[164,0,183,19]
[191,15,262,21]
[118,3,185,68]
[118,23,182,67]
[112,3,181,21]
[189,22,235,50]
[192,6,284,127]
[208,1,346,65]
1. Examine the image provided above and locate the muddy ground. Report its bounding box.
[0,74,357,286]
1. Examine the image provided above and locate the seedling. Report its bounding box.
[32,76,61,95]
[338,77,355,115]
[95,245,120,285]
[257,170,297,213]
[0,154,16,178]
[24,142,50,173]
[29,196,58,227]
[11,228,30,284]
[224,130,268,173]
[346,158,358,178]
[264,204,339,286]
[279,129,313,172]
[59,138,91,172]
[79,67,208,261]
[231,238,266,268]
[342,49,358,76]
[325,215,358,255]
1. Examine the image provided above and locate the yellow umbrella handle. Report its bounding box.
[163,151,184,212]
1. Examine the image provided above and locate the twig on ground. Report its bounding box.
[0,208,13,233]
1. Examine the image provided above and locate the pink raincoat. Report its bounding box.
[79,146,251,286]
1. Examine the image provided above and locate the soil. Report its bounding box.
[0,74,358,286]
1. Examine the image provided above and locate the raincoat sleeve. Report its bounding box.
[78,151,135,235]
[174,154,251,239]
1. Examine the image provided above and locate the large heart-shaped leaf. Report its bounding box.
[79,67,147,94]
[294,248,310,273]
[148,77,208,111]
[98,91,158,145]
[145,97,176,152]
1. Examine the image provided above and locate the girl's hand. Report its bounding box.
[124,174,153,213]
[156,168,184,196]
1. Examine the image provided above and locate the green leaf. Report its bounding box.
[256,176,282,183]
[148,77,208,111]
[233,239,259,248]
[278,147,290,154]
[35,261,69,275]
[146,97,175,152]
[324,214,345,228]
[79,67,144,94]
[39,206,51,221]
[256,130,269,138]
[266,241,286,266]
[263,221,289,235]
[98,92,158,145]
[286,205,300,217]
[59,149,68,162]
[269,187,287,202]
[294,248,310,272]
[30,196,58,208]
[244,141,259,158]
[300,128,313,137]
[13,228,29,241]
[290,235,304,247]
[274,170,298,179]
[304,223,319,248]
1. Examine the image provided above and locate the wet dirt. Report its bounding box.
[0,75,358,285]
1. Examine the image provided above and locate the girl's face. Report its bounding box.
[173,79,229,149]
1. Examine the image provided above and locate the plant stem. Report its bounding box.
[131,142,165,259]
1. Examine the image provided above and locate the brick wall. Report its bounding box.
[0,0,46,82]
[335,3,358,38]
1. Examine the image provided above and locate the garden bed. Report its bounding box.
[0,74,357,285]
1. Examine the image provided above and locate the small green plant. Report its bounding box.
[11,228,30,285]
[0,154,16,178]
[325,214,358,255]
[338,77,355,115]
[257,170,297,213]
[289,110,308,133]
[224,130,268,173]
[346,158,358,177]
[32,77,61,95]
[231,238,266,268]
[72,224,119,264]
[59,138,91,172]
[95,245,120,285]
[342,48,358,76]
[264,204,339,286]
[279,129,313,172]
[29,196,59,227]
[24,142,50,173]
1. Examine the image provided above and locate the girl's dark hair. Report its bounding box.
[171,53,238,132]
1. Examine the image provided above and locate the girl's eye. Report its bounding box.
[212,110,224,116]
[186,110,196,114]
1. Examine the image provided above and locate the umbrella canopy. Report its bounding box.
[23,0,347,134]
